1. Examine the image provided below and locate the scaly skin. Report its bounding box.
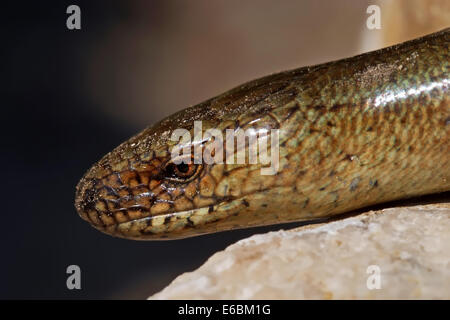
[75,28,450,240]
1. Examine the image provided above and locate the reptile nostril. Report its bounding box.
[82,188,97,210]
[75,178,99,221]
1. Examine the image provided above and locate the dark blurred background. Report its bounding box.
[2,0,448,299]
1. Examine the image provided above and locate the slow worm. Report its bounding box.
[75,28,449,240]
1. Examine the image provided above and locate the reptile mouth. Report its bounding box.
[87,195,250,240]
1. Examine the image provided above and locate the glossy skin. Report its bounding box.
[75,29,449,240]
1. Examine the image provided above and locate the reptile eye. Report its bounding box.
[164,160,202,182]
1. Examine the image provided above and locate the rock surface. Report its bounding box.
[150,203,450,299]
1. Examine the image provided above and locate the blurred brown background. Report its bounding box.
[2,0,448,299]
[86,0,369,128]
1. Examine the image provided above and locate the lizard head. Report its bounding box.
[75,76,296,239]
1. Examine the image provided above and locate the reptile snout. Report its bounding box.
[75,176,101,225]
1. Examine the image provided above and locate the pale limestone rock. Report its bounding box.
[150,203,450,299]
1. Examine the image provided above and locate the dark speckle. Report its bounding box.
[242,199,250,207]
[350,177,361,192]
[262,204,268,208]
[208,205,214,213]
[314,105,326,111]
[330,104,345,112]
[297,170,306,176]
[369,179,378,188]
[319,186,326,191]
[302,198,310,208]
[446,117,450,126]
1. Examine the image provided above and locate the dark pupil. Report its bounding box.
[176,163,190,174]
